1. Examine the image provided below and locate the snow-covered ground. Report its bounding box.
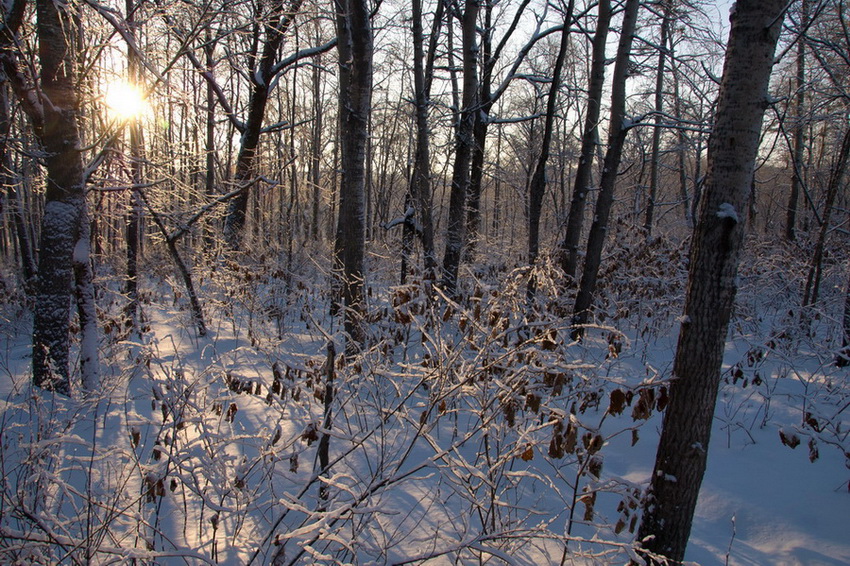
[0,244,847,565]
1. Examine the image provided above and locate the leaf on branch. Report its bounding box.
[609,388,627,415]
[779,428,800,449]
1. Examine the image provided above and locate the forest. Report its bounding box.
[0,0,848,563]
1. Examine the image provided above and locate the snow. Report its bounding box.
[0,244,847,565]
[717,202,739,222]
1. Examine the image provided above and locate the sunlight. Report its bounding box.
[104,80,148,122]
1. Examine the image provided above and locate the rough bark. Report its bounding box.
[558,0,611,280]
[571,0,639,339]
[527,0,574,298]
[31,0,88,393]
[636,2,786,562]
[440,0,480,296]
[333,0,372,350]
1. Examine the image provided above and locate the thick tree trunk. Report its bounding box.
[31,0,88,394]
[527,1,574,298]
[643,1,672,238]
[636,2,786,562]
[571,0,639,339]
[440,0,480,296]
[558,0,611,280]
[333,0,372,350]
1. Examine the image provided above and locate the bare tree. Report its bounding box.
[6,0,93,393]
[571,0,640,339]
[440,0,480,295]
[636,1,786,562]
[527,0,574,298]
[333,0,373,350]
[406,0,443,278]
[0,0,36,287]
[558,0,611,280]
[785,0,809,241]
[222,0,304,249]
[643,0,674,238]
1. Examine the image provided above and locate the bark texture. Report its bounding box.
[636,2,786,562]
[334,0,372,349]
[31,0,88,394]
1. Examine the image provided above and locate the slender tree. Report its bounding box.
[441,0,480,295]
[527,0,574,297]
[636,1,786,562]
[786,0,809,242]
[223,0,304,249]
[558,0,611,280]
[406,0,443,278]
[571,0,640,339]
[333,0,372,350]
[0,0,36,287]
[643,0,674,238]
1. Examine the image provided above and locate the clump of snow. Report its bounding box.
[716,202,739,222]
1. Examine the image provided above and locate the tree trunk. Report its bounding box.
[310,39,323,242]
[333,0,372,351]
[30,0,88,394]
[643,1,673,238]
[837,265,850,367]
[802,126,850,308]
[571,0,639,339]
[636,2,786,562]
[440,0,480,296]
[527,1,574,299]
[407,0,442,277]
[559,0,611,280]
[670,37,692,228]
[223,0,303,249]
[125,0,144,326]
[786,0,808,242]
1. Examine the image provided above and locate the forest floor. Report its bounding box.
[0,234,848,565]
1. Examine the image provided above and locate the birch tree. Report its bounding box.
[636,1,786,561]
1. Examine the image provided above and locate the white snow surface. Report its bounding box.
[0,251,847,565]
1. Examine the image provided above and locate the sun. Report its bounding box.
[104,80,148,122]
